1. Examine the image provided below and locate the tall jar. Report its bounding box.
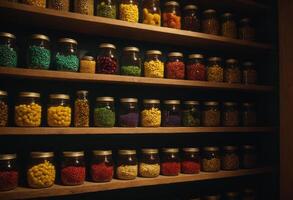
[116,150,138,180]
[0,154,18,191]
[119,0,139,22]
[163,1,181,29]
[165,52,185,79]
[91,150,114,182]
[48,0,70,11]
[119,98,139,127]
[207,57,223,82]
[74,0,94,15]
[47,94,71,127]
[0,90,8,127]
[94,97,115,127]
[141,99,161,127]
[0,32,17,67]
[139,149,160,178]
[142,0,161,26]
[55,38,79,72]
[225,192,240,200]
[242,102,257,126]
[224,58,241,83]
[181,148,200,174]
[182,101,200,127]
[202,101,220,127]
[183,5,200,32]
[221,146,239,170]
[15,92,42,127]
[121,46,141,76]
[144,50,164,78]
[96,43,118,74]
[27,34,51,70]
[161,148,180,176]
[74,90,90,127]
[96,0,117,19]
[242,145,257,169]
[222,102,240,127]
[239,18,255,41]
[221,13,237,38]
[201,146,220,172]
[162,100,181,127]
[242,61,257,84]
[27,152,55,188]
[61,151,85,186]
[186,54,206,81]
[202,9,220,35]
[243,188,256,200]
[80,56,96,73]
[22,0,46,7]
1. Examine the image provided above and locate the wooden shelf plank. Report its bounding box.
[0,167,272,200]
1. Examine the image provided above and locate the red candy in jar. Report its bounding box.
[0,154,18,191]
[186,54,206,81]
[182,5,200,32]
[161,148,180,176]
[163,1,181,29]
[91,150,113,182]
[181,148,200,174]
[96,43,119,74]
[165,52,185,79]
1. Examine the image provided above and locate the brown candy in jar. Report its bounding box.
[48,0,70,11]
[221,13,237,38]
[202,9,220,35]
[242,61,257,84]
[0,90,8,127]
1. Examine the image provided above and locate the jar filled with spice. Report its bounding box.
[202,101,220,127]
[22,0,46,8]
[144,50,164,78]
[183,5,200,32]
[48,0,70,11]
[225,192,240,200]
[74,0,94,15]
[80,56,96,73]
[181,148,200,174]
[94,96,115,127]
[116,150,138,180]
[165,52,185,79]
[162,100,181,127]
[139,148,160,178]
[201,146,220,172]
[207,57,223,82]
[182,101,200,127]
[0,90,8,127]
[91,150,113,182]
[242,145,257,169]
[221,13,237,38]
[243,188,256,200]
[61,151,85,186]
[141,99,161,127]
[119,98,139,127]
[202,9,220,35]
[224,58,241,83]
[121,46,141,76]
[239,18,255,41]
[221,146,239,170]
[96,43,118,74]
[0,154,18,191]
[222,102,239,127]
[0,32,17,67]
[74,90,90,127]
[96,0,117,19]
[242,61,257,84]
[242,102,257,126]
[161,148,180,176]
[119,0,139,22]
[186,54,206,81]
[163,1,181,29]
[15,92,42,127]
[142,0,161,26]
[27,152,55,188]
[47,94,71,127]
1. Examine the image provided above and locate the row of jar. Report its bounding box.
[0,145,258,191]
[0,33,258,84]
[0,91,257,127]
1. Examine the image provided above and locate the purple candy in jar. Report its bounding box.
[119,98,139,127]
[96,43,119,74]
[162,100,181,127]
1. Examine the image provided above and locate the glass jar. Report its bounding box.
[27,152,55,188]
[202,101,220,127]
[121,46,141,76]
[242,103,257,126]
[142,0,161,26]
[116,150,138,180]
[207,57,223,82]
[139,148,160,178]
[221,146,239,170]
[243,188,256,200]
[74,0,94,15]
[27,34,51,70]
[182,101,200,127]
[0,90,8,127]
[61,151,85,186]
[96,43,118,74]
[47,94,71,127]
[181,148,200,174]
[242,62,257,84]
[186,54,206,81]
[144,50,164,78]
[96,0,117,19]
[119,0,139,22]
[201,146,220,172]
[202,9,220,35]
[22,0,46,7]
[48,0,70,11]
[225,58,241,83]
[15,92,42,127]
[94,97,115,127]
[91,150,113,182]
[183,5,200,32]
[80,56,96,73]
[203,194,221,200]
[0,32,17,67]
[221,13,237,38]
[119,98,139,127]
[161,148,180,176]
[141,99,161,127]
[0,154,18,191]
[74,90,90,127]
[163,1,181,29]
[239,18,255,41]
[222,102,240,127]
[55,38,79,72]
[165,52,185,79]
[162,100,181,127]
[242,145,257,169]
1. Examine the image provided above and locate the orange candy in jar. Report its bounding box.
[163,1,181,29]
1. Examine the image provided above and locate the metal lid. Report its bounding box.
[188,54,203,59]
[0,90,7,96]
[243,61,254,66]
[96,96,114,102]
[226,58,238,64]
[30,152,54,158]
[146,50,162,55]
[93,150,112,156]
[99,43,116,49]
[243,145,255,150]
[203,146,219,151]
[143,99,160,104]
[0,154,16,160]
[82,56,94,61]
[62,151,84,157]
[164,100,180,105]
[203,9,216,14]
[203,195,221,200]
[76,90,88,95]
[141,148,159,154]
[208,57,222,62]
[0,32,16,39]
[120,98,138,103]
[58,38,77,45]
[240,18,251,23]
[118,150,136,155]
[226,192,239,197]
[31,34,50,41]
[243,102,255,107]
[123,46,139,52]
[168,52,183,57]
[50,94,70,100]
[162,148,179,153]
[183,5,198,10]
[182,147,200,152]
[204,101,219,106]
[165,1,179,7]
[184,100,199,105]
[223,146,238,151]
[222,12,233,18]
[19,92,40,98]
[223,102,238,106]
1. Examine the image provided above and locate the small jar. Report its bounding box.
[165,52,185,79]
[47,94,71,127]
[27,152,55,188]
[0,154,18,191]
[22,0,46,7]
[242,62,257,84]
[141,99,161,127]
[142,0,161,26]
[80,56,96,73]
[48,0,70,11]
[61,151,85,186]
[27,34,51,70]
[94,97,115,127]
[121,46,141,76]
[201,146,220,172]
[161,148,180,176]
[116,150,138,180]
[0,32,17,67]
[74,90,90,127]
[182,101,200,127]
[186,54,206,81]
[221,146,239,170]
[207,57,223,82]
[139,149,160,178]
[162,100,181,127]
[96,43,118,74]
[144,50,164,78]
[225,58,241,83]
[221,13,237,38]
[0,90,8,127]
[163,1,181,29]
[203,194,221,200]
[202,9,220,35]
[96,0,117,19]
[242,145,257,169]
[181,148,200,174]
[55,38,79,72]
[91,150,114,182]
[74,0,94,15]
[242,102,257,126]
[239,18,255,41]
[243,188,256,200]
[183,5,200,32]
[15,92,42,127]
[119,98,139,127]
[222,102,240,127]
[119,0,139,22]
[202,101,220,127]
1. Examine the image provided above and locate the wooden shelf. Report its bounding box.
[0,167,272,200]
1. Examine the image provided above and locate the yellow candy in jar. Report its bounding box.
[119,3,139,23]
[143,8,161,26]
[144,60,164,78]
[141,107,161,127]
